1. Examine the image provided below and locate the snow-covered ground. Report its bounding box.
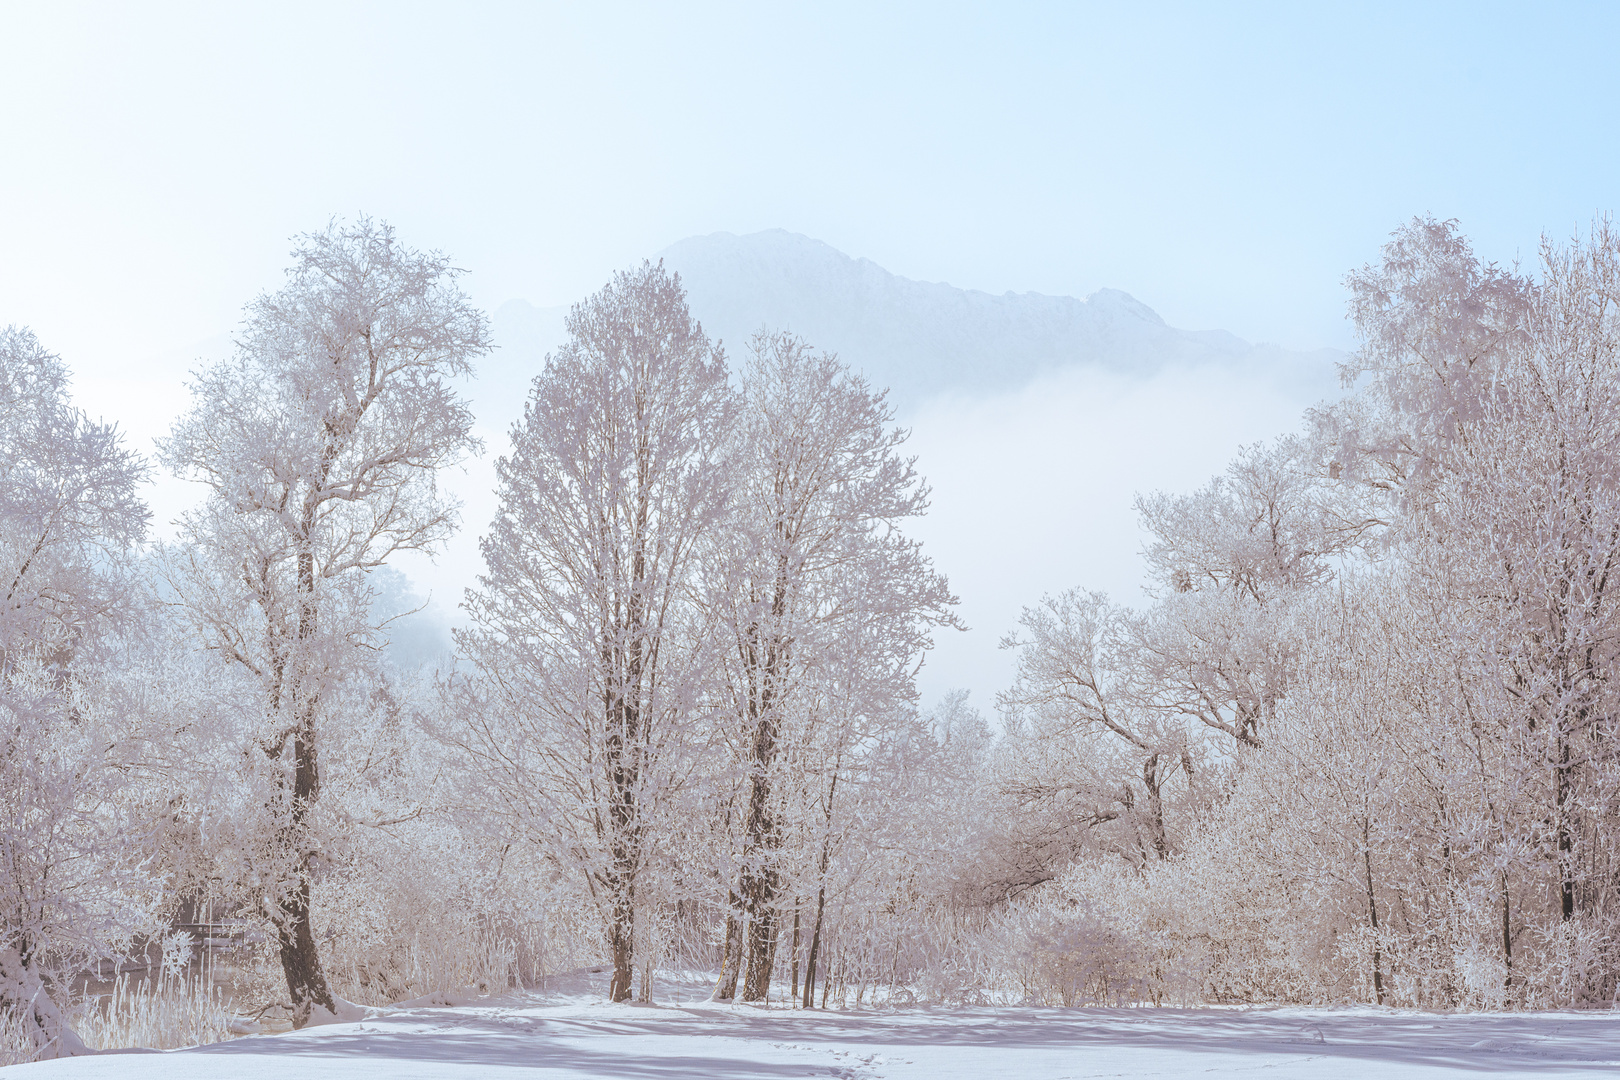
[15,973,1620,1079]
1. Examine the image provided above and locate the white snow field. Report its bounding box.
[13,974,1620,1079]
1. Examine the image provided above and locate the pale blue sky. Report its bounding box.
[5,0,1617,372]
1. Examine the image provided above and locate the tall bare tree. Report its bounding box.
[161,219,487,1026]
[456,262,734,1002]
[708,331,957,1002]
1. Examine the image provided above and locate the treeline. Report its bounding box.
[0,220,962,1058]
[6,214,1620,1061]
[981,217,1620,1009]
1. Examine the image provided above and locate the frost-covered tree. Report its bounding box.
[455,262,733,1002]
[1131,437,1377,753]
[0,328,149,1058]
[1034,216,1620,1010]
[706,331,957,1002]
[1335,217,1620,924]
[999,590,1196,865]
[160,219,487,1026]
[1312,218,1620,999]
[0,328,147,664]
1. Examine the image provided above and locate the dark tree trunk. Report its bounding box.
[789,906,801,1002]
[741,887,780,1001]
[803,758,841,1009]
[275,544,335,1028]
[607,899,635,1003]
[1362,818,1384,1006]
[1501,870,1514,995]
[739,746,782,1001]
[276,873,334,1026]
[604,838,637,1001]
[737,605,787,1002]
[1557,732,1575,920]
[1142,754,1169,859]
[604,823,636,1002]
[597,505,652,1004]
[605,682,639,1004]
[712,905,743,1001]
[803,879,827,1009]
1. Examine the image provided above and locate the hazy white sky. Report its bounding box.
[7,1,1618,371]
[4,1,1617,710]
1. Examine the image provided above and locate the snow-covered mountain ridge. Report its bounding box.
[656,229,1343,408]
[484,229,1343,423]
